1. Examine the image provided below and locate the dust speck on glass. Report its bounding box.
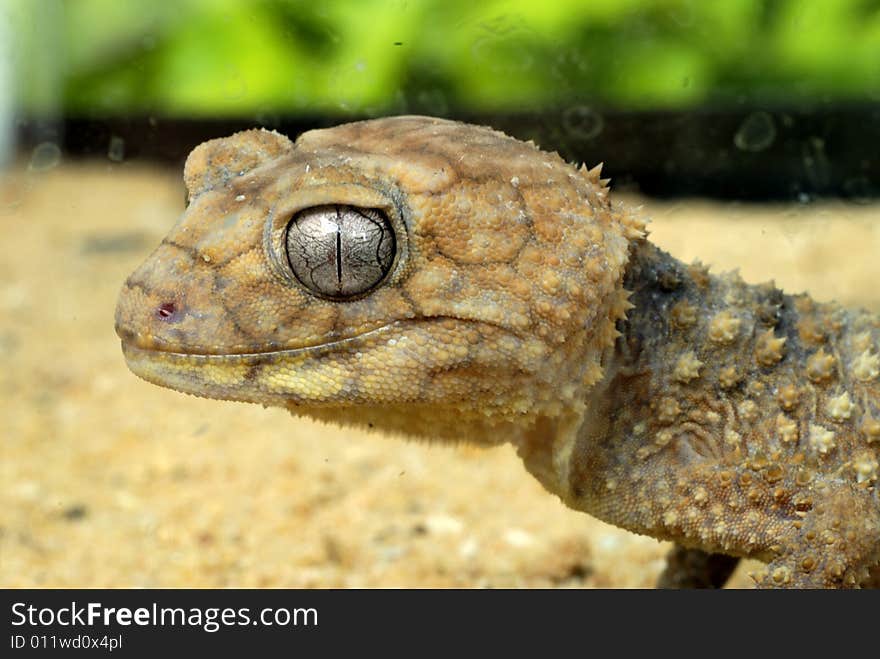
[733,111,777,153]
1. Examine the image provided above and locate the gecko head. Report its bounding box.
[116,116,642,444]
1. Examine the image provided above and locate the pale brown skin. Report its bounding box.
[115,116,880,588]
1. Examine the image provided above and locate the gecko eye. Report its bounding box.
[285,205,396,299]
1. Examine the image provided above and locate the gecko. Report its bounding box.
[115,116,880,588]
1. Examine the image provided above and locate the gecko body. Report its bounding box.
[115,116,880,587]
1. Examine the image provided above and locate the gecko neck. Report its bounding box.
[522,236,880,524]
[517,239,718,497]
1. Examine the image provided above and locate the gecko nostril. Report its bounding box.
[156,301,180,321]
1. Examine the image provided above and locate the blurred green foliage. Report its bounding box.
[9,0,880,117]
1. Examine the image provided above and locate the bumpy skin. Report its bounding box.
[115,116,880,588]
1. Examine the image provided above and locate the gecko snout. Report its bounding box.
[114,282,186,350]
[114,241,237,355]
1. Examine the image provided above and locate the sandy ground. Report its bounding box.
[2,160,879,588]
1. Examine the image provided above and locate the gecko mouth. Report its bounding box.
[119,321,403,406]
[117,313,522,358]
[119,316,524,406]
[119,320,401,360]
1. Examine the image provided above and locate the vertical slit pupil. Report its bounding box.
[335,227,343,285]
